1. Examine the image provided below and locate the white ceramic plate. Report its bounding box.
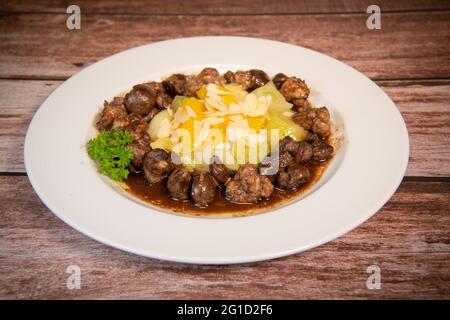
[24,36,409,264]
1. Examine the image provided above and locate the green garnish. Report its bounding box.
[87,129,134,181]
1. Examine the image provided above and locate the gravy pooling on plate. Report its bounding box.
[88,68,334,215]
[124,149,331,216]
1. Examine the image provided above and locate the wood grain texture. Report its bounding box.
[1,0,449,300]
[0,80,60,173]
[1,0,449,14]
[380,80,450,177]
[0,176,448,299]
[1,79,449,176]
[0,12,449,80]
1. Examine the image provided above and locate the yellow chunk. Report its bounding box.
[196,86,207,100]
[177,98,203,145]
[213,118,228,144]
[182,97,204,117]
[222,94,237,106]
[247,116,267,131]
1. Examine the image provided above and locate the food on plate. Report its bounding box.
[89,67,335,215]
[87,129,134,181]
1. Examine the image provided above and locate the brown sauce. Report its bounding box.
[124,159,330,217]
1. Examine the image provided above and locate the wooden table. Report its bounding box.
[0,0,449,299]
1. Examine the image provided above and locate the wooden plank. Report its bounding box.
[0,80,60,173]
[380,80,450,177]
[0,12,449,80]
[1,0,449,14]
[0,176,449,299]
[1,79,449,176]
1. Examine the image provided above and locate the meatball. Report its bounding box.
[311,107,331,137]
[191,171,217,206]
[249,69,270,88]
[304,131,321,145]
[209,162,230,185]
[165,68,225,97]
[260,139,311,183]
[167,166,192,200]
[258,163,277,184]
[111,113,148,141]
[277,136,314,164]
[225,164,274,203]
[124,84,157,116]
[280,77,310,102]
[163,74,187,96]
[294,141,313,163]
[145,81,165,95]
[144,107,161,123]
[317,107,330,122]
[272,73,288,89]
[292,107,317,131]
[292,98,310,109]
[279,151,295,170]
[313,144,334,162]
[279,136,299,154]
[233,69,270,91]
[156,93,173,109]
[110,96,125,106]
[138,81,173,109]
[234,70,253,90]
[143,149,175,184]
[277,164,310,190]
[293,106,331,137]
[278,136,293,153]
[127,133,151,169]
[224,70,235,83]
[312,118,331,137]
[184,75,203,97]
[276,171,289,189]
[197,67,224,85]
[96,97,127,131]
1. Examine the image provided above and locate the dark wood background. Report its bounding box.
[0,0,449,299]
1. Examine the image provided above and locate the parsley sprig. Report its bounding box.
[87,129,134,181]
